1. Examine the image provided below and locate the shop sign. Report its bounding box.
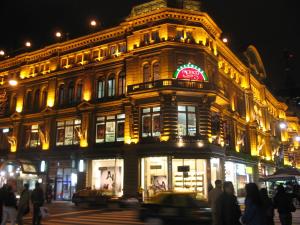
[174,63,208,81]
[150,165,162,170]
[178,165,190,172]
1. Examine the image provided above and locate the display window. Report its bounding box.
[210,158,221,184]
[91,159,124,196]
[225,161,253,197]
[141,107,161,137]
[178,105,196,137]
[141,157,168,198]
[96,114,125,143]
[172,159,207,199]
[56,119,81,146]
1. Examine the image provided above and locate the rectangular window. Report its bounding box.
[142,107,161,137]
[25,124,40,148]
[56,119,81,146]
[178,105,196,137]
[96,114,125,143]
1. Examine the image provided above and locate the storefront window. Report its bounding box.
[172,159,207,199]
[56,119,81,146]
[142,107,161,137]
[225,161,253,197]
[91,159,124,196]
[178,105,196,136]
[141,157,168,199]
[96,114,125,143]
[25,125,40,148]
[210,158,221,185]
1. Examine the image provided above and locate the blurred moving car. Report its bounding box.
[72,189,112,206]
[139,192,212,225]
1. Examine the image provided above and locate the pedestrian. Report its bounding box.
[0,184,8,223]
[273,184,296,225]
[241,183,265,225]
[1,185,17,225]
[17,183,30,225]
[31,182,44,225]
[208,180,223,225]
[260,188,275,225]
[215,181,241,225]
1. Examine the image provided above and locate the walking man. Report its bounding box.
[31,182,44,225]
[208,180,223,225]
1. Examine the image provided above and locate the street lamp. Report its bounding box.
[90,20,97,27]
[55,32,62,38]
[279,122,287,129]
[25,41,31,47]
[0,50,5,56]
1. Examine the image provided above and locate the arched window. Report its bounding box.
[118,72,126,96]
[75,82,83,103]
[153,62,160,81]
[41,89,47,109]
[67,82,75,104]
[58,84,65,106]
[97,79,105,99]
[33,89,40,111]
[143,64,151,82]
[25,91,32,112]
[108,74,115,97]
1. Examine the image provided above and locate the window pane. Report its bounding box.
[117,114,125,119]
[64,126,74,145]
[152,114,161,136]
[188,106,195,112]
[108,78,115,97]
[96,123,105,143]
[178,112,187,136]
[143,65,151,82]
[97,117,105,122]
[142,115,151,137]
[75,119,81,125]
[153,107,160,112]
[107,115,115,120]
[106,121,115,142]
[188,113,196,136]
[74,125,80,145]
[117,121,125,141]
[143,108,150,113]
[98,81,104,98]
[178,106,186,112]
[56,128,65,146]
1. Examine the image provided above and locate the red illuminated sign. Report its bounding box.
[174,63,208,81]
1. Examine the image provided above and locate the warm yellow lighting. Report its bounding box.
[80,139,88,148]
[16,99,23,113]
[25,41,31,47]
[265,156,271,161]
[0,50,5,56]
[197,141,204,148]
[9,79,18,86]
[90,20,97,27]
[10,145,17,153]
[83,90,91,101]
[55,32,62,38]
[235,145,240,152]
[178,138,184,147]
[160,136,170,142]
[222,37,228,43]
[42,142,49,150]
[125,137,138,144]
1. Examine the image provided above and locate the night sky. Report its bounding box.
[1,0,299,94]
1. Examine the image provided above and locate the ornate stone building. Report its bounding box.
[0,0,299,200]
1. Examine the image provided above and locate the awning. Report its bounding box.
[0,159,38,174]
[259,167,300,182]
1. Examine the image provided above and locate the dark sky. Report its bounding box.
[1,0,299,94]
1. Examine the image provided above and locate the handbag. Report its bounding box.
[39,206,50,219]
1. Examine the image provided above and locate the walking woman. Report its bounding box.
[260,188,274,225]
[241,183,265,225]
[274,185,296,225]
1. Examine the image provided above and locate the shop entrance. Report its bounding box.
[55,168,77,201]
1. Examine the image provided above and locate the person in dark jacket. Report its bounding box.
[273,184,295,225]
[260,188,274,225]
[17,183,30,225]
[241,183,265,225]
[31,182,44,225]
[215,181,241,225]
[1,185,17,225]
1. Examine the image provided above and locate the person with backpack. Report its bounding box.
[273,184,296,225]
[31,182,44,225]
[17,183,30,225]
[1,185,17,225]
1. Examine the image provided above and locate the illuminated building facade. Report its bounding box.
[0,0,299,200]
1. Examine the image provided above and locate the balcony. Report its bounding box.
[127,79,214,94]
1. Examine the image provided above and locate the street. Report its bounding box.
[18,201,300,225]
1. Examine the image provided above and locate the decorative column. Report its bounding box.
[198,95,215,142]
[247,122,258,156]
[160,93,177,141]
